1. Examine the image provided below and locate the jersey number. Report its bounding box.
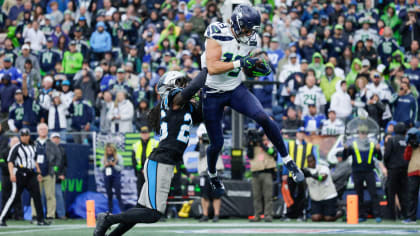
[160,111,192,144]
[222,52,243,77]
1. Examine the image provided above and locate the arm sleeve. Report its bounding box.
[7,144,19,163]
[178,68,207,104]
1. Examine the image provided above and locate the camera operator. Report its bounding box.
[302,154,340,222]
[247,130,277,222]
[402,127,420,224]
[196,124,224,223]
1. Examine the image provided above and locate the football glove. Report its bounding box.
[239,55,259,70]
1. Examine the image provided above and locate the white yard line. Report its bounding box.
[2,222,419,230]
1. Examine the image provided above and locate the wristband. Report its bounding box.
[233,60,241,68]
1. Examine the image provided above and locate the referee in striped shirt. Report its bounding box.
[0,128,49,226]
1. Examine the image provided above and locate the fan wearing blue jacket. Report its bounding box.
[392,81,418,126]
[90,22,112,62]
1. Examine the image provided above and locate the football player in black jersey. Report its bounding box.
[94,69,207,236]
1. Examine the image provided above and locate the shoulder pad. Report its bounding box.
[205,22,234,42]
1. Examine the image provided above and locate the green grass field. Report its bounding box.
[0,218,419,236]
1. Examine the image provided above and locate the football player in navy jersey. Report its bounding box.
[94,69,206,236]
[202,5,304,197]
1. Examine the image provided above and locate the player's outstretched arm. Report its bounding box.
[206,38,260,75]
[173,68,208,106]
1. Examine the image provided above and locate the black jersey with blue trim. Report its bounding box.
[149,88,201,165]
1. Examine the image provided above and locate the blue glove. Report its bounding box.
[240,56,259,69]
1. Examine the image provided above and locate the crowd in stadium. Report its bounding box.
[0,0,419,225]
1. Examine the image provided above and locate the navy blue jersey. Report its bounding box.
[9,96,41,129]
[39,49,61,73]
[149,89,201,165]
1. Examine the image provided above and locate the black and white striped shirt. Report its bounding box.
[7,142,36,170]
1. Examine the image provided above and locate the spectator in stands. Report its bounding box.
[32,123,61,221]
[282,107,303,138]
[321,109,345,136]
[343,125,382,222]
[22,59,41,97]
[248,133,277,223]
[320,63,342,103]
[366,72,393,127]
[50,132,67,219]
[62,40,83,80]
[377,27,399,66]
[295,74,326,117]
[108,91,134,133]
[403,127,420,224]
[384,122,409,220]
[346,59,362,86]
[100,143,124,213]
[0,74,18,127]
[330,80,352,121]
[109,68,132,96]
[23,21,46,52]
[132,125,159,195]
[1,56,22,85]
[282,127,315,220]
[303,102,326,134]
[40,37,61,75]
[134,99,150,131]
[302,154,340,222]
[48,91,68,135]
[74,69,97,105]
[90,21,112,62]
[196,124,223,223]
[405,57,420,95]
[392,81,417,127]
[38,76,54,120]
[400,8,420,51]
[96,91,114,134]
[8,77,41,133]
[68,88,93,144]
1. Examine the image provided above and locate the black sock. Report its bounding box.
[107,207,161,225]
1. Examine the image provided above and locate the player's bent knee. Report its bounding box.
[311,214,322,222]
[143,208,161,223]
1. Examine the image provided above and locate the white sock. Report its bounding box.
[208,170,218,178]
[282,155,292,164]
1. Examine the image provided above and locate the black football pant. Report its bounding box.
[1,175,23,220]
[387,168,409,220]
[353,171,380,218]
[0,169,44,222]
[406,176,420,221]
[106,204,161,236]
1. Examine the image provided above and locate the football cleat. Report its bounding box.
[209,176,226,198]
[285,160,305,183]
[94,213,112,236]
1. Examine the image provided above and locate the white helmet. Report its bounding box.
[157,71,187,95]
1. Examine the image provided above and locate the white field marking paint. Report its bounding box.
[0,225,86,235]
[162,228,420,235]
